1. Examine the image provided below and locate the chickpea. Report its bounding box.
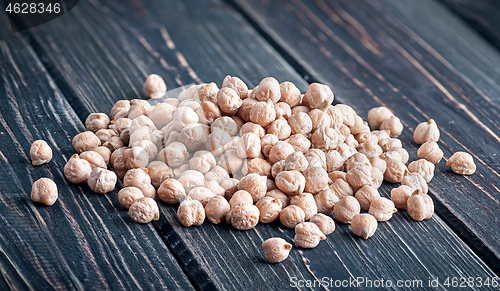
[173,106,199,131]
[346,167,373,192]
[128,100,152,120]
[324,105,343,126]
[95,129,117,144]
[267,179,277,191]
[275,102,292,120]
[356,142,382,156]
[254,77,281,104]
[279,205,306,228]
[226,201,260,230]
[212,116,239,137]
[288,112,313,136]
[198,82,219,103]
[302,167,329,194]
[390,185,412,209]
[188,187,216,207]
[217,87,242,114]
[197,101,221,125]
[407,190,434,221]
[73,131,101,153]
[64,154,92,184]
[148,103,176,129]
[271,160,286,179]
[335,104,356,127]
[146,161,172,189]
[304,149,327,171]
[250,100,276,127]
[311,126,342,151]
[177,196,205,227]
[294,222,326,248]
[368,197,397,222]
[329,179,353,199]
[205,166,230,184]
[31,178,58,206]
[336,143,357,161]
[205,195,230,225]
[287,134,311,153]
[236,133,261,159]
[221,178,239,200]
[222,75,248,99]
[279,82,301,107]
[237,98,258,122]
[267,118,291,140]
[323,150,343,172]
[126,146,149,169]
[242,158,272,178]
[178,124,210,152]
[266,189,289,210]
[110,147,129,179]
[402,172,428,194]
[275,171,306,196]
[178,84,201,102]
[290,193,317,220]
[132,140,157,161]
[417,141,443,164]
[334,196,360,224]
[123,168,155,198]
[178,170,206,193]
[291,105,310,115]
[262,237,292,263]
[88,168,117,194]
[446,151,476,175]
[329,171,347,182]
[367,106,393,130]
[143,74,166,99]
[158,142,190,167]
[303,83,334,110]
[110,100,131,120]
[239,123,265,139]
[378,138,402,152]
[103,136,125,153]
[355,132,378,145]
[256,197,282,223]
[188,151,216,174]
[354,185,380,211]
[283,151,308,172]
[85,113,110,133]
[158,178,186,204]
[30,140,52,166]
[351,214,378,239]
[261,134,279,157]
[163,98,180,107]
[118,187,144,209]
[127,126,151,146]
[310,213,335,235]
[238,173,267,202]
[371,130,391,141]
[80,150,106,169]
[94,146,111,164]
[414,119,440,144]
[205,128,231,156]
[380,116,404,138]
[371,167,384,190]
[268,141,295,164]
[218,150,244,175]
[349,115,369,136]
[408,159,435,183]
[384,159,407,183]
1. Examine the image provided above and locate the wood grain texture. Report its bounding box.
[0,17,193,291]
[231,0,500,273]
[18,0,499,289]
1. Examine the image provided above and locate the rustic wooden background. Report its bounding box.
[0,0,499,289]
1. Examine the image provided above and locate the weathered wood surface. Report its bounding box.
[0,15,193,291]
[439,0,500,50]
[15,0,499,290]
[231,0,500,273]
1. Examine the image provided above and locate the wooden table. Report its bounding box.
[1,0,499,289]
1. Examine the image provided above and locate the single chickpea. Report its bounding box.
[88,168,117,194]
[228,190,252,208]
[250,100,276,127]
[80,151,106,169]
[304,149,327,171]
[205,166,230,184]
[414,119,440,144]
[311,126,342,151]
[118,187,144,209]
[275,102,292,120]
[94,146,111,164]
[288,112,313,136]
[197,101,221,125]
[218,150,244,175]
[351,214,378,239]
[345,134,360,149]
[346,167,373,192]
[242,158,272,178]
[85,113,110,133]
[31,178,58,206]
[279,205,306,228]
[238,173,267,202]
[178,124,210,152]
[238,98,259,122]
[127,126,152,146]
[158,178,186,204]
[308,109,331,131]
[402,172,428,194]
[110,100,131,120]
[254,77,281,104]
[147,161,173,189]
[178,170,206,193]
[236,133,261,159]
[222,75,248,99]
[324,150,344,172]
[356,132,378,145]
[367,106,393,130]
[384,159,407,183]
[262,238,293,263]
[205,181,224,197]
[178,84,201,102]
[189,151,216,174]
[131,140,157,162]
[303,83,334,110]
[271,160,286,179]
[177,196,205,227]
[328,171,347,182]
[290,193,317,220]
[226,201,260,230]
[354,185,381,211]
[294,222,326,248]
[275,171,306,196]
[149,103,176,128]
[30,140,52,166]
[110,148,129,179]
[205,195,231,224]
[217,87,242,114]
[128,100,153,120]
[95,129,117,144]
[349,115,370,136]
[302,167,329,194]
[284,151,308,172]
[266,189,289,210]
[143,74,166,99]
[267,118,292,140]
[335,104,356,127]
[287,134,311,153]
[417,141,443,164]
[125,146,149,169]
[315,188,339,215]
[64,154,92,184]
[198,82,219,103]
[221,178,239,200]
[356,142,383,156]
[261,134,279,157]
[324,105,343,126]
[291,105,310,115]
[368,197,397,222]
[73,131,101,153]
[407,190,434,221]
[378,138,402,152]
[329,179,353,199]
[279,81,301,107]
[256,197,282,223]
[334,196,360,224]
[446,151,476,175]
[371,167,384,190]
[103,136,125,153]
[408,159,435,183]
[211,116,239,137]
[371,130,391,141]
[310,213,335,235]
[390,185,412,209]
[389,147,409,164]
[123,168,156,198]
[380,116,404,138]
[205,128,231,156]
[188,187,216,207]
[109,117,132,135]
[268,141,295,164]
[158,142,190,167]
[173,106,199,131]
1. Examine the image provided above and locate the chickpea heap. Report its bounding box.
[56,73,478,264]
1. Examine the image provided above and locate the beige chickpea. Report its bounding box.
[267,118,291,140]
[238,98,258,122]
[311,126,342,151]
[250,100,276,127]
[288,112,313,136]
[303,83,334,110]
[324,150,344,172]
[118,187,144,209]
[287,134,311,153]
[334,196,360,224]
[290,193,317,220]
[279,205,306,228]
[368,197,397,222]
[346,167,373,192]
[189,151,216,174]
[284,151,308,172]
[127,126,152,146]
[371,129,391,141]
[64,154,92,184]
[329,179,353,199]
[240,122,266,139]
[236,133,261,159]
[291,105,310,115]
[367,106,393,130]
[344,134,359,148]
[123,168,156,198]
[390,185,412,209]
[384,159,407,183]
[344,153,370,172]
[163,98,180,107]
[275,171,306,196]
[80,151,106,169]
[378,138,402,152]
[85,113,110,133]
[218,150,244,175]
[221,178,239,200]
[205,195,231,224]
[294,222,326,248]
[205,128,231,156]
[315,188,339,215]
[131,140,157,161]
[205,165,230,184]
[222,75,248,99]
[103,136,125,153]
[88,168,117,194]
[304,149,327,171]
[380,116,404,138]
[109,117,132,135]
[310,213,335,235]
[275,102,292,120]
[30,140,52,166]
[262,237,292,263]
[158,178,186,204]
[279,81,301,107]
[356,142,382,156]
[73,131,101,153]
[197,101,221,125]
[158,142,190,167]
[354,185,380,211]
[414,119,440,144]
[266,189,289,210]
[254,77,281,104]
[356,132,379,145]
[128,100,153,120]
[148,103,176,128]
[95,129,117,145]
[261,134,279,158]
[408,159,435,183]
[267,178,277,191]
[335,104,356,127]
[402,172,428,194]
[334,123,351,140]
[242,158,272,178]
[177,196,205,227]
[146,161,173,188]
[188,187,216,207]
[308,109,331,131]
[407,190,434,221]
[256,197,282,223]
[110,100,131,120]
[351,214,378,239]
[238,173,267,202]
[31,178,58,206]
[173,106,199,131]
[178,124,210,152]
[349,115,369,136]
[329,171,347,182]
[217,87,242,114]
[143,74,166,99]
[198,82,219,103]
[178,170,206,193]
[417,141,443,164]
[204,181,224,197]
[386,147,409,164]
[268,141,295,164]
[94,146,111,164]
[110,147,129,178]
[178,84,201,102]
[211,116,239,137]
[229,190,253,208]
[323,105,343,126]
[337,144,357,161]
[302,167,329,194]
[446,151,476,175]
[371,167,384,190]
[271,160,286,179]
[226,201,260,230]
[125,146,149,169]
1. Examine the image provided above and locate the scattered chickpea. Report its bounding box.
[378,138,402,152]
[197,101,221,125]
[237,133,261,159]
[304,149,327,171]
[238,173,267,202]
[354,185,380,211]
[315,188,339,215]
[367,107,393,130]
[380,116,403,138]
[267,118,292,140]
[88,168,117,194]
[368,197,397,222]
[287,134,311,153]
[143,74,167,99]
[275,171,306,196]
[390,185,412,210]
[407,190,434,221]
[80,150,106,169]
[64,154,92,184]
[275,102,292,119]
[250,100,276,127]
[311,126,342,151]
[256,197,282,223]
[329,178,353,199]
[158,142,190,167]
[349,115,370,136]
[205,129,231,156]
[346,167,373,192]
[284,151,308,172]
[177,196,205,227]
[118,187,144,209]
[351,214,377,239]
[149,103,176,128]
[221,178,239,200]
[302,167,329,194]
[329,171,347,182]
[293,222,326,248]
[414,119,440,144]
[205,166,230,184]
[290,193,318,220]
[123,168,156,198]
[335,104,356,127]
[94,146,111,164]
[72,131,101,153]
[310,213,335,235]
[158,178,186,204]
[211,116,239,137]
[217,87,242,114]
[242,158,272,178]
[325,150,344,172]
[103,136,125,153]
[226,201,260,230]
[446,152,476,175]
[179,124,210,152]
[30,140,53,166]
[205,195,231,224]
[31,178,58,206]
[402,172,428,194]
[262,238,292,263]
[128,99,152,120]
[110,100,131,120]
[334,196,360,224]
[219,150,244,175]
[387,147,409,164]
[384,159,407,183]
[417,141,443,164]
[187,187,215,207]
[280,205,306,228]
[147,161,173,189]
[178,170,206,193]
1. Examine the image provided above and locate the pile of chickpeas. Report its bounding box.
[29,73,477,264]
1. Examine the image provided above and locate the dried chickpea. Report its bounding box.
[179,123,210,152]
[283,151,307,172]
[294,222,326,248]
[177,196,205,227]
[261,134,279,157]
[189,151,216,174]
[417,141,443,164]
[367,106,393,130]
[123,168,155,198]
[335,104,356,127]
[334,196,360,224]
[368,197,397,222]
[148,103,176,128]
[236,133,261,159]
[31,178,58,206]
[118,187,144,209]
[280,205,306,228]
[178,170,206,192]
[446,152,476,175]
[220,178,239,200]
[146,161,173,188]
[205,128,231,156]
[356,142,382,156]
[250,100,276,127]
[238,173,267,202]
[205,166,230,184]
[173,106,199,131]
[290,193,317,220]
[354,185,380,211]
[85,113,110,133]
[227,190,251,208]
[110,100,131,120]
[390,185,412,209]
[158,142,190,167]
[131,140,157,161]
[104,136,125,153]
[238,98,258,122]
[88,168,117,194]
[310,213,335,235]
[254,77,281,104]
[303,83,334,110]
[288,112,313,136]
[384,159,407,183]
[356,132,378,145]
[198,82,219,103]
[110,147,129,179]
[271,160,286,179]
[143,74,166,99]
[127,126,152,146]
[256,197,282,223]
[371,167,384,190]
[379,149,402,164]
[302,167,329,194]
[275,102,292,120]
[269,141,295,164]
[407,190,434,221]
[240,122,265,139]
[262,238,292,263]
[267,118,291,140]
[267,179,277,191]
[275,171,306,196]
[279,81,301,107]
[163,98,180,107]
[211,116,239,137]
[325,150,344,172]
[266,189,289,210]
[349,115,369,136]
[329,171,347,182]
[311,126,342,151]
[378,138,402,152]
[128,99,152,120]
[222,75,248,99]
[287,134,311,153]
[315,188,339,215]
[188,187,216,207]
[291,105,310,115]
[414,119,440,144]
[178,84,201,102]
[329,179,353,199]
[344,153,370,172]
[304,149,327,171]
[242,158,272,177]
[197,101,221,125]
[371,129,391,141]
[80,150,106,169]
[125,146,149,169]
[367,154,386,174]
[158,178,186,204]
[30,140,52,166]
[351,214,377,239]
[95,129,117,145]
[73,131,101,153]
[217,87,242,114]
[346,167,373,192]
[408,159,435,183]
[218,150,244,175]
[337,144,357,162]
[226,201,260,230]
[402,172,428,194]
[64,154,92,184]
[380,116,404,138]
[205,195,230,224]
[94,146,111,164]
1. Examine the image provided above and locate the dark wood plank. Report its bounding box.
[21,0,498,289]
[0,16,193,291]
[439,0,500,51]
[230,0,500,273]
